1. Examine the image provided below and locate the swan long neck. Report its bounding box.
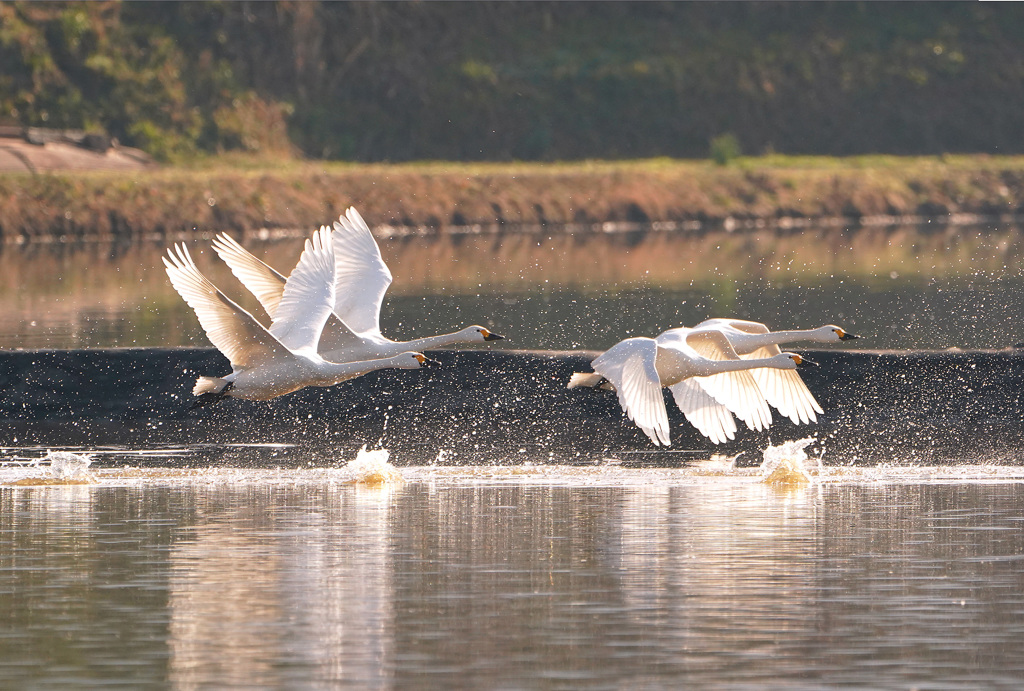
[316,356,400,385]
[742,328,827,351]
[398,330,468,352]
[695,355,790,377]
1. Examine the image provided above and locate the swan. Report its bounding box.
[210,206,503,362]
[568,332,813,446]
[678,319,858,424]
[163,228,433,401]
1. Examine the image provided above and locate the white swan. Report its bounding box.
[163,228,433,401]
[210,207,503,362]
[568,332,813,446]
[678,319,857,424]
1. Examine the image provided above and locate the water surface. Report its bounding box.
[4,223,1024,688]
[2,461,1024,689]
[2,223,1024,350]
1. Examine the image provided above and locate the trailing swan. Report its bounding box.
[211,207,503,362]
[163,228,432,401]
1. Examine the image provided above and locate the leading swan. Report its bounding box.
[568,330,814,446]
[678,319,857,425]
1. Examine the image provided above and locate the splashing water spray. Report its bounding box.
[345,446,404,487]
[760,437,819,486]
[341,407,403,486]
[376,407,391,449]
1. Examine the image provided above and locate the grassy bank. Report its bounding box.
[2,155,1024,242]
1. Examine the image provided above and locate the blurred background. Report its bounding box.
[3,2,1022,161]
[2,1,1024,352]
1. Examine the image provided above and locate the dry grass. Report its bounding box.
[1,155,1023,242]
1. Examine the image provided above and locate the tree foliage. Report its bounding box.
[1,1,1023,161]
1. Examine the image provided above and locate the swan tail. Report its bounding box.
[568,372,608,389]
[193,376,230,396]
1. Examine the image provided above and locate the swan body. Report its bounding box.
[211,206,503,362]
[163,229,432,401]
[569,332,812,446]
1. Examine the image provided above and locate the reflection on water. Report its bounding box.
[2,465,1024,688]
[2,224,1024,350]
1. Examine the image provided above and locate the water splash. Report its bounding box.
[344,446,404,487]
[760,438,818,486]
[45,451,94,480]
[0,449,96,485]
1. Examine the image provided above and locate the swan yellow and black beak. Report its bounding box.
[836,328,860,341]
[792,354,818,368]
[414,354,441,368]
[481,328,505,341]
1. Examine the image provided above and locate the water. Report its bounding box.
[4,224,1024,686]
[3,455,1024,688]
[2,223,1024,350]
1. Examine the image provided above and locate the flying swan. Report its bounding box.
[210,206,503,362]
[679,319,857,425]
[568,330,814,446]
[163,228,433,401]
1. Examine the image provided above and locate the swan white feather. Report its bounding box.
[577,335,812,446]
[211,207,503,362]
[683,319,856,424]
[163,235,430,401]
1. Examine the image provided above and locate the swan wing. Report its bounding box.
[269,227,336,354]
[744,346,824,425]
[681,330,773,432]
[211,233,288,319]
[691,369,773,432]
[679,328,743,360]
[593,338,671,446]
[697,318,771,335]
[668,379,738,445]
[163,244,286,368]
[330,207,393,337]
[315,314,371,359]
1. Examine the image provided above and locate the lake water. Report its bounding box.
[3,454,1024,689]
[2,222,1024,350]
[4,223,1024,687]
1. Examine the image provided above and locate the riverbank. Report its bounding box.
[2,155,1024,242]
[2,347,1022,465]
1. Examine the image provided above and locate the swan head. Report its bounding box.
[823,325,859,341]
[783,352,817,368]
[467,326,505,342]
[401,352,439,369]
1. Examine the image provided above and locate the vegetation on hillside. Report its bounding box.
[2,2,1023,162]
[1,156,1022,241]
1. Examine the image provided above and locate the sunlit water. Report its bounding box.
[3,223,1024,350]
[3,444,1024,688]
[5,225,1024,686]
